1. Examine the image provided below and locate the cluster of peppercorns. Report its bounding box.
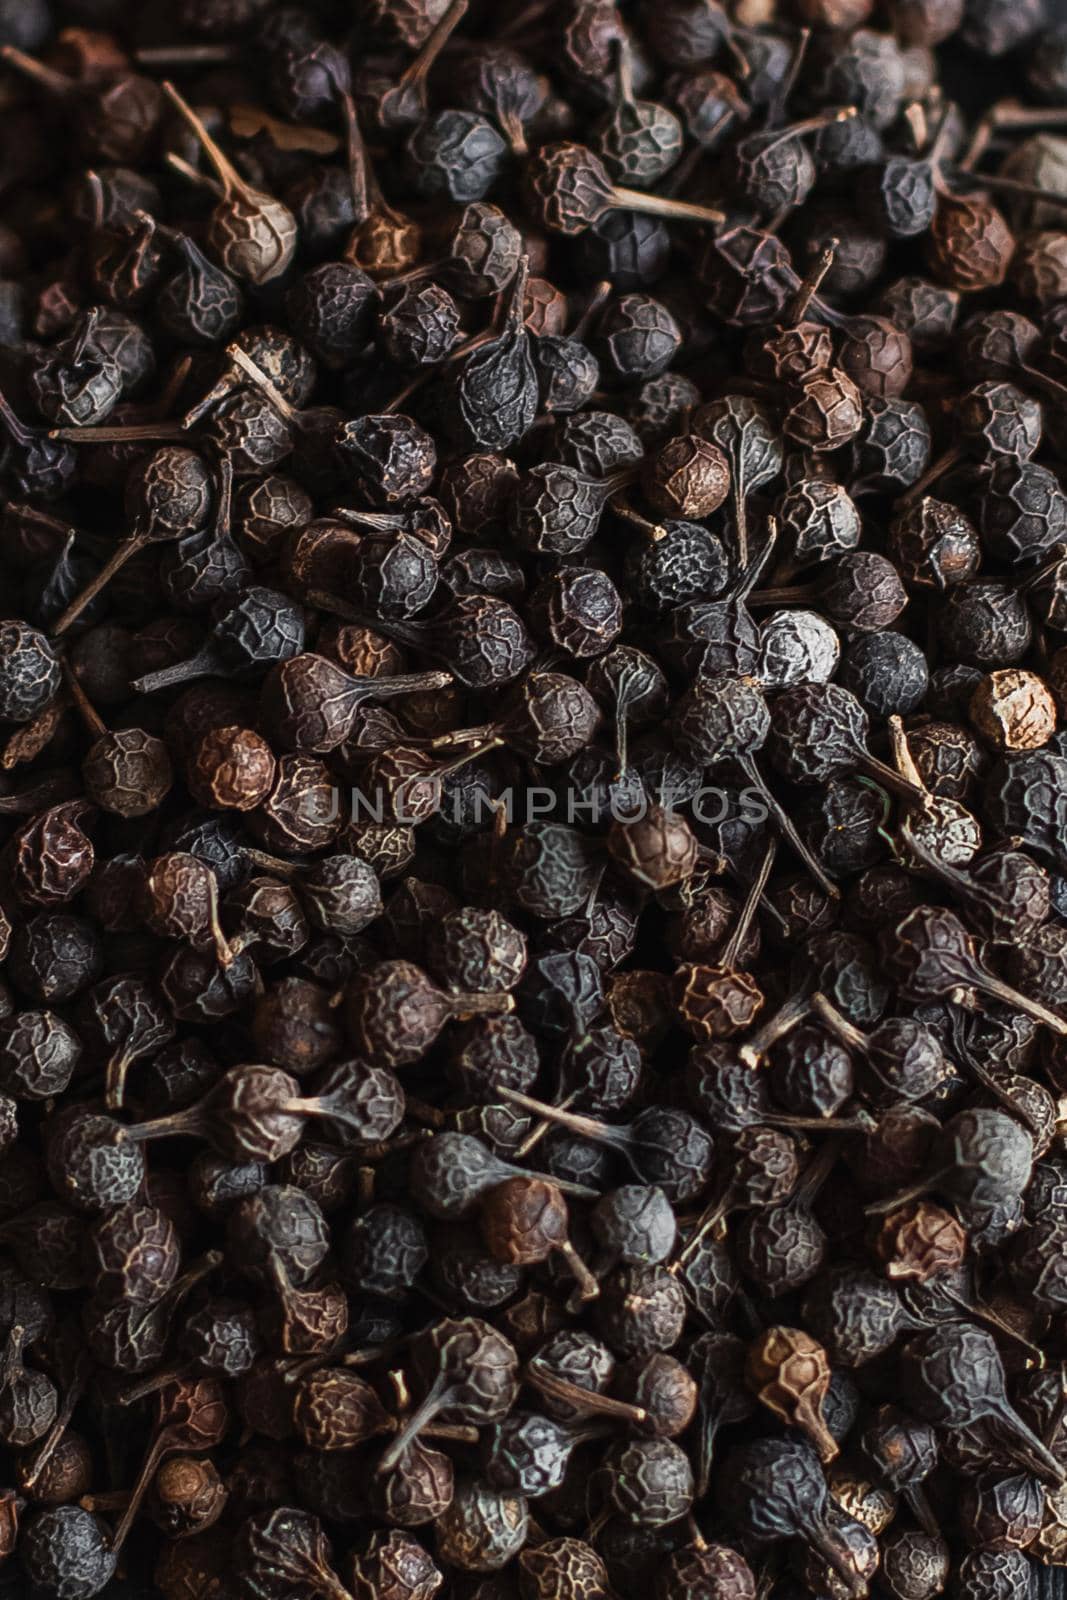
[1,0,1067,1597]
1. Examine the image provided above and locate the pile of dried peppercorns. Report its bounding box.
[2,0,1067,1595]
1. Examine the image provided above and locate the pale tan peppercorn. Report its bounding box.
[969,668,1057,751]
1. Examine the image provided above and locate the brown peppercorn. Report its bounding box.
[837,316,914,400]
[675,962,764,1041]
[872,1199,967,1282]
[140,853,232,968]
[282,522,361,601]
[745,1325,839,1462]
[347,207,423,278]
[1011,230,1067,310]
[345,959,512,1066]
[342,821,416,880]
[435,1478,528,1572]
[784,369,865,451]
[234,474,313,565]
[162,83,297,286]
[1031,1481,1067,1566]
[481,1176,564,1264]
[827,1465,898,1534]
[616,1352,699,1438]
[292,1369,392,1452]
[757,322,834,385]
[606,804,699,889]
[369,1437,454,1527]
[17,1433,93,1506]
[668,887,747,964]
[319,620,407,679]
[148,1455,228,1538]
[250,977,342,1076]
[524,276,568,336]
[348,1528,444,1600]
[606,969,673,1050]
[438,452,520,537]
[8,801,95,910]
[801,1516,881,1600]
[969,668,1057,751]
[252,754,341,853]
[83,727,173,818]
[926,195,1015,293]
[260,1268,349,1358]
[655,1544,756,1600]
[481,1175,599,1301]
[642,433,730,519]
[520,1538,613,1600]
[187,725,277,811]
[888,497,981,591]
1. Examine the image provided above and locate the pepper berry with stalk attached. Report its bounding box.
[0,3,1062,1595]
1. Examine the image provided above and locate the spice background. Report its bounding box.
[4,0,1067,1597]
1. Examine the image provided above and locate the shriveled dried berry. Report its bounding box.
[0,8,1062,1591]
